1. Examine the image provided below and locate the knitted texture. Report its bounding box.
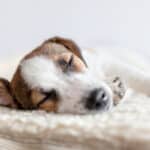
[0,89,149,150]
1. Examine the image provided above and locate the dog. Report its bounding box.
[0,37,150,114]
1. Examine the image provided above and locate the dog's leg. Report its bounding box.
[103,61,150,96]
[106,76,126,105]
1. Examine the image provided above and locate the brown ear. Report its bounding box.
[0,78,17,108]
[45,36,88,67]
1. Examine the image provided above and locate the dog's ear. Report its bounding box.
[45,36,87,67]
[0,78,17,108]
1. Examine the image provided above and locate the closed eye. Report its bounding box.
[58,55,74,72]
[36,90,58,107]
[67,55,74,68]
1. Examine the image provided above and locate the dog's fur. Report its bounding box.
[0,37,149,114]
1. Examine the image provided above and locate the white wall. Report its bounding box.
[0,0,150,67]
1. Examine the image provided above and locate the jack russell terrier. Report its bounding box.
[0,37,149,114]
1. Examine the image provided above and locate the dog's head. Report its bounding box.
[0,37,125,114]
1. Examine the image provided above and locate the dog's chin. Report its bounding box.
[57,101,113,115]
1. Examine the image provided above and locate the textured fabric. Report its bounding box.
[0,89,149,150]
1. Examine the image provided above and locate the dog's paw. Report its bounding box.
[107,76,126,105]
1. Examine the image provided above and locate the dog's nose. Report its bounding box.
[85,88,110,110]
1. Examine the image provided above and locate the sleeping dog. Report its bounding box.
[0,37,149,114]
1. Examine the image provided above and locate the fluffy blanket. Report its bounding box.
[1,51,150,150]
[0,89,149,150]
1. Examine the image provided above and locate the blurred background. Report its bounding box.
[1,0,150,78]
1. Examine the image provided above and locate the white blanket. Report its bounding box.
[0,89,149,150]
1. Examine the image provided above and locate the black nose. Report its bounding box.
[85,88,109,110]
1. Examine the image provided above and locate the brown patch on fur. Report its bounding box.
[11,68,34,109]
[31,90,45,106]
[31,90,58,112]
[0,78,17,108]
[22,36,87,64]
[44,36,87,66]
[38,100,58,112]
